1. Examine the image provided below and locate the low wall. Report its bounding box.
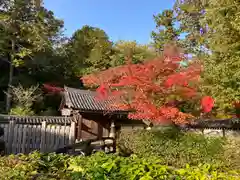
[187,128,240,138]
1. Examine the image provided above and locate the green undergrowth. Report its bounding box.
[117,127,240,169]
[0,152,239,180]
[0,127,239,179]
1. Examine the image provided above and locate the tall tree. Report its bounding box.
[110,40,156,66]
[151,10,181,53]
[174,0,208,55]
[66,25,113,76]
[0,0,63,112]
[201,0,240,113]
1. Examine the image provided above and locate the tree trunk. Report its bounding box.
[6,40,15,113]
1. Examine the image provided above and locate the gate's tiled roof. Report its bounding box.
[62,86,127,113]
[0,114,74,124]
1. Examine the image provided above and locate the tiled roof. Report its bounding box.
[63,86,126,113]
[0,114,74,124]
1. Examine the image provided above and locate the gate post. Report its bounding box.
[76,114,82,142]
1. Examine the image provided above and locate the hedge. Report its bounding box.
[117,127,240,169]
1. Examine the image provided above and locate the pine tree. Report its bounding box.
[174,0,208,55]
[151,10,181,53]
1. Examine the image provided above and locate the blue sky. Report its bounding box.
[43,0,175,44]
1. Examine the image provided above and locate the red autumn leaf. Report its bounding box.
[201,96,214,113]
[96,84,109,100]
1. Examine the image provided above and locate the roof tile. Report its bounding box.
[63,86,125,113]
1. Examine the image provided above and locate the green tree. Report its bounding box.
[0,0,64,111]
[110,40,156,66]
[9,84,41,115]
[201,0,240,113]
[151,9,181,53]
[174,0,208,55]
[66,25,113,76]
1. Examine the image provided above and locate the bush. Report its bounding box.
[0,152,239,180]
[0,152,69,179]
[10,106,34,116]
[117,127,228,168]
[223,138,240,169]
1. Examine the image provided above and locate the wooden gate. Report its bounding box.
[75,114,111,141]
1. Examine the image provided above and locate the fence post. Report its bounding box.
[7,120,16,154]
[69,121,76,145]
[40,121,46,152]
[76,115,82,142]
[222,128,226,138]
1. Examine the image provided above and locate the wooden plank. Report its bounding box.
[58,125,62,148]
[54,125,58,150]
[48,125,53,151]
[65,126,70,145]
[3,124,8,154]
[29,124,33,152]
[69,121,76,145]
[2,124,8,153]
[8,120,15,154]
[22,125,27,154]
[98,123,103,139]
[54,125,60,150]
[12,125,18,154]
[91,121,98,139]
[60,125,64,146]
[82,118,92,140]
[77,115,82,141]
[26,124,31,153]
[48,125,52,151]
[32,125,37,151]
[18,124,23,153]
[40,121,47,152]
[31,125,34,151]
[45,125,50,152]
[50,125,55,151]
[36,125,41,151]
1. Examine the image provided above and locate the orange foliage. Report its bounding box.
[82,47,210,125]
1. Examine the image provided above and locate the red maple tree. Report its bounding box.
[82,46,212,125]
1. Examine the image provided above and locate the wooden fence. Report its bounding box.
[0,115,76,154]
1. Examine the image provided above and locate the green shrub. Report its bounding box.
[69,152,239,180]
[223,138,240,169]
[0,152,69,180]
[117,127,227,167]
[10,106,34,116]
[0,152,239,180]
